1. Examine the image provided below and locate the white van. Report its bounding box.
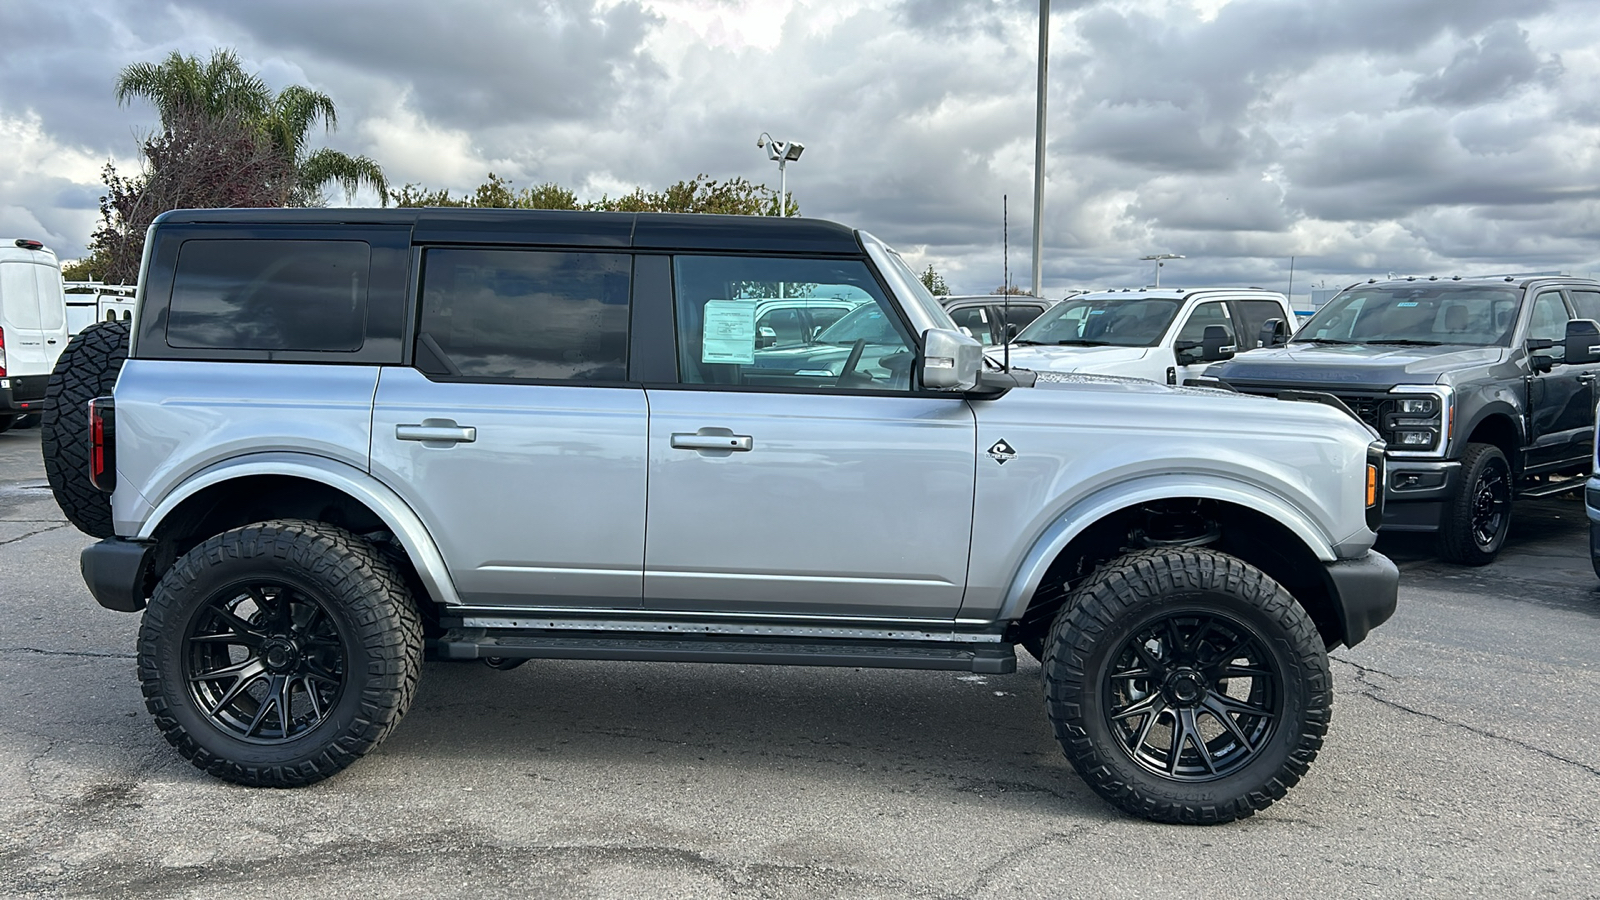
[0,239,70,432]
[64,281,137,335]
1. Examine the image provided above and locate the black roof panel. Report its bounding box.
[152,207,862,254]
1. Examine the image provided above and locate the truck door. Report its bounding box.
[1524,290,1593,471]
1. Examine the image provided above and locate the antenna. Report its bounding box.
[1003,194,1011,372]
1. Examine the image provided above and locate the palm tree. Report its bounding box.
[115,49,387,206]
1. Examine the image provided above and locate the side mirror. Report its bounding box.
[1005,322,1020,341]
[1256,317,1289,349]
[1201,324,1237,362]
[1526,336,1556,374]
[921,328,983,391]
[1565,318,1600,364]
[756,326,777,349]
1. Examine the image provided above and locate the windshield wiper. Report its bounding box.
[1365,339,1446,346]
[1290,338,1357,345]
[1049,339,1112,346]
[1011,339,1048,346]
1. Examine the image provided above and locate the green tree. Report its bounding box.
[115,49,386,206]
[920,264,951,296]
[392,172,791,216]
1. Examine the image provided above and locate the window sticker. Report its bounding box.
[702,299,757,364]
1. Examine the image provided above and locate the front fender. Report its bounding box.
[136,452,462,607]
[995,474,1337,622]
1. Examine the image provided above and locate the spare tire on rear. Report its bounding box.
[43,321,130,538]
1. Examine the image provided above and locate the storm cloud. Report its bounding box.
[1,0,1597,297]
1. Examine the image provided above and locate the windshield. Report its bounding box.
[1015,296,1181,347]
[1294,284,1522,346]
[816,302,897,344]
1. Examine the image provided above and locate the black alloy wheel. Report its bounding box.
[184,581,346,743]
[139,519,422,786]
[1437,443,1512,566]
[1103,612,1279,781]
[1468,462,1510,551]
[1042,548,1330,824]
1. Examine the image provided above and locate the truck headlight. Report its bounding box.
[1385,387,1451,454]
[1395,397,1436,415]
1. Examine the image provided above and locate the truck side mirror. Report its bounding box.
[920,328,983,391]
[1256,317,1288,349]
[1201,324,1237,362]
[1565,318,1600,365]
[1526,337,1556,373]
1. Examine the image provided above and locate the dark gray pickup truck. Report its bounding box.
[1205,275,1600,565]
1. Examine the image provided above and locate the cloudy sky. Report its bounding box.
[3,0,1598,298]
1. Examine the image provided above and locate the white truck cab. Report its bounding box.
[0,239,70,430]
[1005,287,1295,385]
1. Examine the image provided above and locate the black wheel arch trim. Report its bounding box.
[1318,551,1399,647]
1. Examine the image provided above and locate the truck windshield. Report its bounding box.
[1014,297,1181,347]
[1294,285,1522,347]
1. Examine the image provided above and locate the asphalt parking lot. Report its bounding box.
[1,424,1596,899]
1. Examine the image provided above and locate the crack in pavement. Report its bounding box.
[0,524,70,546]
[1330,656,1402,680]
[0,647,136,660]
[965,824,1097,896]
[1345,666,1600,778]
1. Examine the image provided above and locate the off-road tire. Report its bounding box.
[1042,548,1330,825]
[1436,443,1511,566]
[138,519,423,786]
[42,320,130,537]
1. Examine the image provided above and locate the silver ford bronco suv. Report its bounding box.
[50,208,1398,824]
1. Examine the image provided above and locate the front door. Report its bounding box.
[642,254,977,619]
[1524,290,1594,471]
[370,247,647,609]
[1171,300,1236,385]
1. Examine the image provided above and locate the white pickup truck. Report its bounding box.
[1004,287,1296,385]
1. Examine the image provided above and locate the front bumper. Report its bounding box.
[80,538,153,613]
[1322,551,1399,647]
[1380,458,1461,532]
[0,375,48,415]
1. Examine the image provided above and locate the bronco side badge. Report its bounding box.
[987,439,1017,465]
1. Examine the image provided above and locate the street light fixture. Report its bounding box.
[756,132,804,216]
[1140,253,1185,287]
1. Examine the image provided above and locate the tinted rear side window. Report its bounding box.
[167,240,369,351]
[418,248,630,382]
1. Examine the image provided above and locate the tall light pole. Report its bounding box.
[1140,253,1184,287]
[1031,0,1049,296]
[756,132,804,216]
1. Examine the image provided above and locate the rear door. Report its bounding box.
[369,246,648,609]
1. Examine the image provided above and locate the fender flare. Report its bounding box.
[1455,400,1524,451]
[998,474,1337,621]
[135,452,462,607]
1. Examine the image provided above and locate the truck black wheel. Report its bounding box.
[138,520,423,787]
[0,415,13,434]
[42,320,130,538]
[1042,548,1330,825]
[1436,443,1511,566]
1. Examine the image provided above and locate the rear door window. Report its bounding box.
[0,263,41,329]
[1569,289,1600,322]
[417,248,630,382]
[167,240,369,351]
[1233,299,1286,347]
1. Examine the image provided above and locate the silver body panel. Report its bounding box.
[112,360,381,534]
[369,367,648,608]
[641,389,976,618]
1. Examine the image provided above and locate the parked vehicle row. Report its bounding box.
[48,208,1396,824]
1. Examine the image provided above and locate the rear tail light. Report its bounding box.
[89,397,116,493]
[0,326,6,376]
[13,239,44,251]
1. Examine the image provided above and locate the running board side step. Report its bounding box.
[1518,477,1585,498]
[435,628,1017,674]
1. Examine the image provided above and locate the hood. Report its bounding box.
[999,345,1152,372]
[1208,342,1507,388]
